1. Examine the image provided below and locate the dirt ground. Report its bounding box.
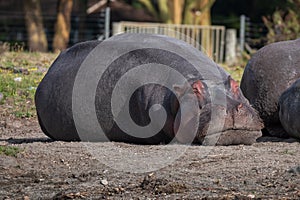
[0,116,300,199]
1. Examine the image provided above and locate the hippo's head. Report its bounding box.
[173,76,264,146]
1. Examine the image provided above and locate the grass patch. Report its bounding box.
[220,53,250,83]
[0,51,58,118]
[222,65,245,83]
[0,145,22,157]
[0,72,39,117]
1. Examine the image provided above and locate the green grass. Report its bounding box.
[0,51,58,118]
[0,145,22,157]
[221,53,250,83]
[222,64,245,83]
[0,72,38,117]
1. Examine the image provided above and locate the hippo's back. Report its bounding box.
[240,39,300,137]
[35,33,228,143]
[35,40,101,141]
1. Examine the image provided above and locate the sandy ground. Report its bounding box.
[0,117,300,199]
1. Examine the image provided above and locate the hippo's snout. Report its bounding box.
[196,88,264,146]
[232,103,264,131]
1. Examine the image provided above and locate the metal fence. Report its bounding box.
[113,21,226,63]
[0,11,103,51]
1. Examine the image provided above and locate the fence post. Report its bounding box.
[112,22,122,35]
[225,29,237,65]
[104,1,111,39]
[240,15,246,53]
[220,27,226,63]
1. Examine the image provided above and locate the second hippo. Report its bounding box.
[279,79,300,139]
[241,39,300,137]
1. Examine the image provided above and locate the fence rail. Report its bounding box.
[113,21,225,63]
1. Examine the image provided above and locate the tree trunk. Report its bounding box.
[197,0,215,25]
[169,0,184,24]
[158,0,171,23]
[182,0,215,57]
[110,1,158,22]
[52,0,73,52]
[183,0,215,25]
[182,0,195,25]
[23,0,48,52]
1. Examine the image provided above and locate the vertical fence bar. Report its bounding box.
[220,27,225,63]
[104,5,110,39]
[240,15,246,53]
[211,27,215,61]
[215,28,220,63]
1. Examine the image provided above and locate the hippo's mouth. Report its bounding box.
[201,129,262,146]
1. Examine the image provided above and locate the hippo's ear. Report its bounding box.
[192,80,206,99]
[173,80,206,100]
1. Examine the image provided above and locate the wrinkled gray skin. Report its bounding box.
[241,39,300,137]
[279,79,300,139]
[35,33,263,145]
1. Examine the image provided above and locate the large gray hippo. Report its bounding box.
[279,78,300,139]
[35,33,263,145]
[241,39,300,137]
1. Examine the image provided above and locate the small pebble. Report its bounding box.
[100,179,108,186]
[14,77,22,82]
[23,196,30,200]
[28,86,36,91]
[12,121,22,129]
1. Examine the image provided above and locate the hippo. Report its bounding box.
[279,79,300,139]
[35,33,263,145]
[241,38,300,137]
